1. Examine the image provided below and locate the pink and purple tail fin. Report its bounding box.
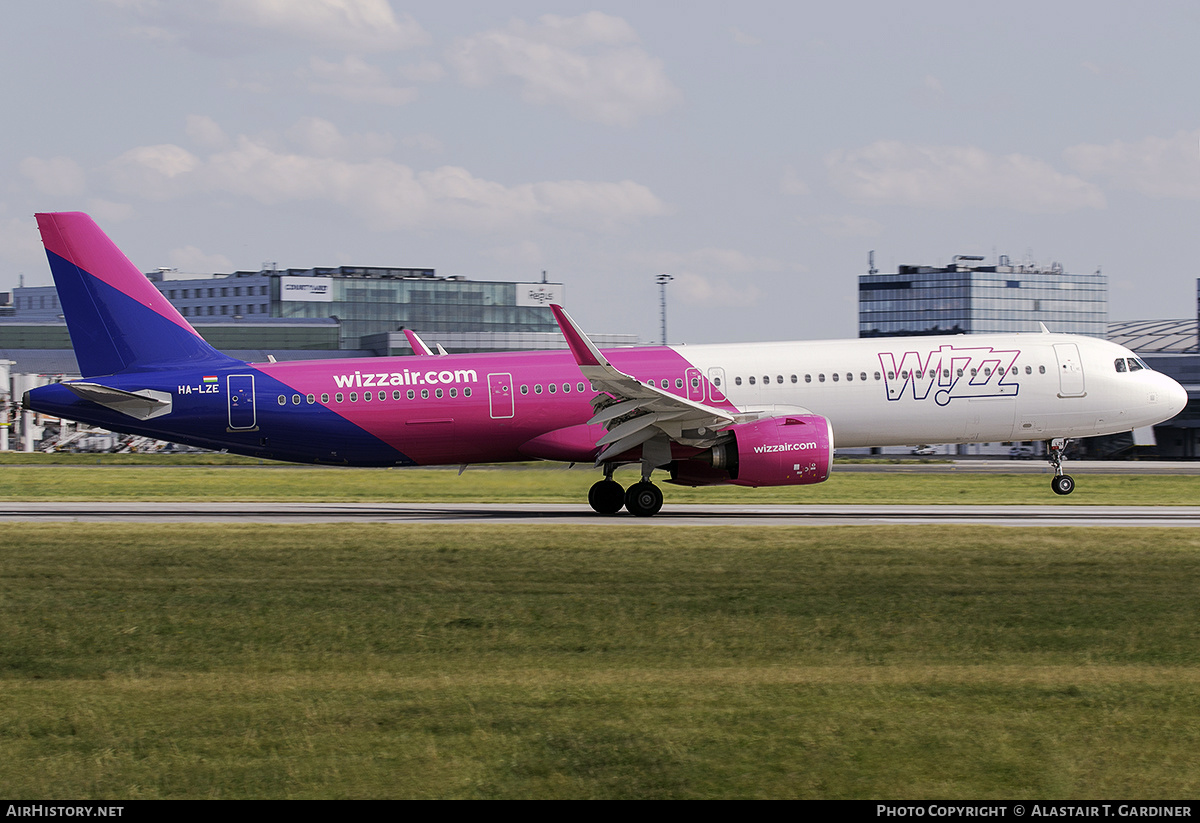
[35,212,240,377]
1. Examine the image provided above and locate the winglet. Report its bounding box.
[403,329,434,356]
[551,304,607,368]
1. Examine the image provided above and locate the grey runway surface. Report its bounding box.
[3,501,1199,526]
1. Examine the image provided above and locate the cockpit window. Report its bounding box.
[1115,358,1127,373]
[1128,358,1144,372]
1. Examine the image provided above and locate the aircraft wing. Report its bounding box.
[551,304,740,464]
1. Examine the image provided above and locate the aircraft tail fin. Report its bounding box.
[35,212,241,377]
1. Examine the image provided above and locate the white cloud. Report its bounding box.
[813,214,883,238]
[85,199,136,224]
[284,116,394,158]
[0,216,44,268]
[780,164,809,196]
[1065,130,1200,199]
[106,0,428,53]
[106,144,201,200]
[185,115,230,151]
[673,273,762,308]
[303,56,419,107]
[449,12,681,127]
[19,156,87,197]
[101,122,668,232]
[168,245,234,275]
[827,140,1106,213]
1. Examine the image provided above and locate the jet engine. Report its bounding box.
[669,414,834,487]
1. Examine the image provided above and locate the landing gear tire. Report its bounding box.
[1051,474,1075,496]
[624,481,664,517]
[588,479,625,514]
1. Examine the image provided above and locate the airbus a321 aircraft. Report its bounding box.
[25,213,1188,516]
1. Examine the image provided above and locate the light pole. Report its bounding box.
[656,273,673,345]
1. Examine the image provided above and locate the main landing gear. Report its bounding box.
[588,465,664,517]
[1047,438,1075,495]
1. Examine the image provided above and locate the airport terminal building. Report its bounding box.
[859,255,1107,338]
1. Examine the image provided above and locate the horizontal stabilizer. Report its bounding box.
[64,382,173,421]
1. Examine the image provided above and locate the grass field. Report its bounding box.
[2,523,1200,798]
[0,461,1196,504]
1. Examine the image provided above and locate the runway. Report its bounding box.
[3,501,1199,526]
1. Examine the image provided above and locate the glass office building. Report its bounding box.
[859,256,1107,338]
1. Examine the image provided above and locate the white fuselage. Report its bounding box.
[667,332,1186,448]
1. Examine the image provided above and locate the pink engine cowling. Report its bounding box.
[669,414,834,487]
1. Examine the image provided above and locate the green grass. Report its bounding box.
[0,463,1195,504]
[2,524,1200,798]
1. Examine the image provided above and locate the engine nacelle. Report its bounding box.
[670,414,834,487]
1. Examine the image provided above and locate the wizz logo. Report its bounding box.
[878,344,1020,406]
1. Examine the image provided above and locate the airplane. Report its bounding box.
[24,212,1189,516]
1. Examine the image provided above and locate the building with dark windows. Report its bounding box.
[8,266,595,352]
[859,254,1107,339]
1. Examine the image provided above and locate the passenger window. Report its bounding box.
[350,392,358,402]
[692,378,700,388]
[776,375,783,384]
[407,390,415,400]
[277,395,286,405]
[887,372,895,380]
[563,383,571,393]
[749,376,756,385]
[306,394,315,404]
[676,378,684,389]
[535,384,543,394]
[791,375,798,383]
[805,374,812,383]
[846,373,853,382]
[832,373,839,382]
[578,382,586,392]
[735,377,742,386]
[549,384,557,393]
[1038,366,1046,374]
[321,393,329,403]
[1025,366,1032,374]
[874,372,881,381]
[421,389,429,399]
[378,391,386,400]
[393,391,401,400]
[970,369,977,377]
[861,372,868,381]
[763,375,769,385]
[819,374,826,383]
[436,389,443,398]
[450,388,457,398]
[464,388,472,397]
[521,385,529,395]
[713,377,721,387]
[336,392,344,403]
[956,369,963,377]
[364,392,371,402]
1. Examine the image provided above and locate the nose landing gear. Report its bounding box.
[1047,438,1075,495]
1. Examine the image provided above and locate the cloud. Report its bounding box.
[102,120,668,232]
[19,156,87,197]
[104,0,429,53]
[448,12,681,126]
[780,164,809,196]
[168,245,234,275]
[285,116,394,158]
[0,215,44,268]
[629,247,783,308]
[85,199,136,224]
[827,140,1106,212]
[185,115,230,151]
[1065,130,1200,199]
[730,28,760,46]
[302,56,419,107]
[673,273,762,308]
[813,214,882,238]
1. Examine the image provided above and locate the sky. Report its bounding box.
[2,0,1199,345]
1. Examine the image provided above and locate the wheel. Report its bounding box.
[1051,474,1075,496]
[624,481,664,517]
[588,479,625,514]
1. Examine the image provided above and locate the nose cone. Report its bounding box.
[1164,375,1189,418]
